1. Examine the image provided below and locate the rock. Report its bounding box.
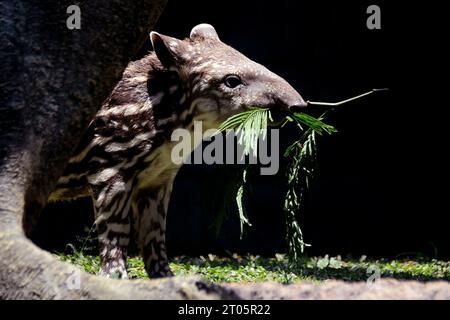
[225,279,450,300]
[0,0,231,300]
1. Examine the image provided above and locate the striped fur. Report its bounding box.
[49,24,306,279]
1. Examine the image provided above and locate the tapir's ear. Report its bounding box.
[150,32,185,68]
[190,23,220,41]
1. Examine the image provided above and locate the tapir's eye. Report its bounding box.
[223,75,242,88]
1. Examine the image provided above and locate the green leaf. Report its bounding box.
[236,168,252,239]
[317,257,329,270]
[290,112,337,135]
[219,108,270,159]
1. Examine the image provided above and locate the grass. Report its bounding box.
[55,250,450,284]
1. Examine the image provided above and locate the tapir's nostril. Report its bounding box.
[288,101,308,112]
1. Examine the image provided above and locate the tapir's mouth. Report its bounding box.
[217,103,308,130]
[222,105,290,127]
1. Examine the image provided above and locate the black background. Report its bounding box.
[33,1,449,259]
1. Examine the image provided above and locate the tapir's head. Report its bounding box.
[150,23,307,128]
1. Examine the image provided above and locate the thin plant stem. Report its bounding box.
[307,88,388,107]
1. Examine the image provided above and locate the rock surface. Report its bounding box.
[226,279,450,300]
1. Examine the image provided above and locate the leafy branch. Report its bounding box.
[216,89,386,261]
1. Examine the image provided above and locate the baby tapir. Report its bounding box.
[49,24,307,279]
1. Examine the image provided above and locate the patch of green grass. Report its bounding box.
[55,249,450,284]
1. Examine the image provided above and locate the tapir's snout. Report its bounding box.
[240,61,309,115]
[266,74,308,113]
[268,88,308,112]
[288,100,308,112]
[265,83,308,124]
